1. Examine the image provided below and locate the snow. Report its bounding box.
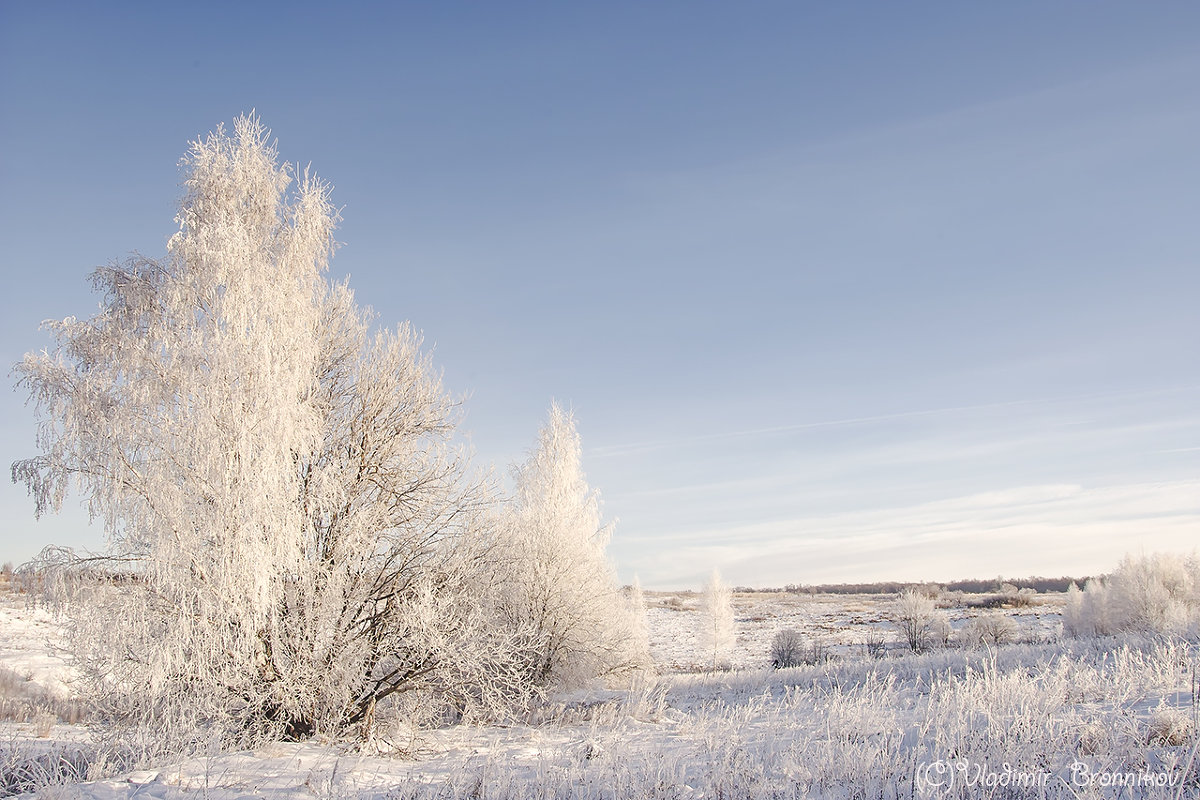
[0,593,77,699]
[2,586,1197,799]
[648,590,1065,670]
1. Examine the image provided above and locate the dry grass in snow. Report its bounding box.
[2,586,1198,799]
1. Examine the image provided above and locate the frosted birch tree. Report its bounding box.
[12,116,531,745]
[502,403,647,689]
[700,568,734,669]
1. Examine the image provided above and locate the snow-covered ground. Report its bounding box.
[2,586,1197,799]
[646,590,1064,670]
[0,592,78,699]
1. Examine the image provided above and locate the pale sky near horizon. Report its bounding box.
[1,3,1197,589]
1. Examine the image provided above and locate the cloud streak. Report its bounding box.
[626,480,1199,588]
[590,386,1199,460]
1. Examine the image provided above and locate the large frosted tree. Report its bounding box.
[12,116,530,744]
[502,403,647,689]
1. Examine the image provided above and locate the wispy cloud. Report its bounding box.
[591,386,1199,460]
[626,480,1199,588]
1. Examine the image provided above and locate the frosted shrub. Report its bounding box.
[770,628,804,668]
[863,631,888,659]
[1146,702,1194,746]
[770,629,828,668]
[1074,719,1113,755]
[893,588,949,652]
[1065,578,1116,636]
[11,116,536,746]
[1112,553,1199,634]
[959,612,1019,648]
[929,613,953,648]
[999,583,1037,607]
[1065,553,1200,638]
[0,743,98,797]
[1063,581,1088,636]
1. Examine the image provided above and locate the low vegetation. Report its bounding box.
[2,554,1199,798]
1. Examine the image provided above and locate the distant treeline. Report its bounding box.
[733,576,1090,595]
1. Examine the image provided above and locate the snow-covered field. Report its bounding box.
[2,585,1197,799]
[645,589,1063,671]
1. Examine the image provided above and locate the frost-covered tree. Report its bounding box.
[700,568,734,668]
[12,116,530,745]
[501,403,646,690]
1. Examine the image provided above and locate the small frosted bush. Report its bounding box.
[1000,583,1037,607]
[1146,702,1194,746]
[862,632,888,659]
[893,589,950,652]
[769,629,829,668]
[959,613,1019,648]
[770,628,804,668]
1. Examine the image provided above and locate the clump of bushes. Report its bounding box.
[1004,584,1038,607]
[769,629,831,668]
[967,584,1038,609]
[1064,553,1200,637]
[958,613,1019,648]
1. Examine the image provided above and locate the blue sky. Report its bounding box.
[2,3,1197,587]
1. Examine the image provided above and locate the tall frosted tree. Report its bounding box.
[700,568,734,669]
[503,403,647,689]
[12,116,530,744]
